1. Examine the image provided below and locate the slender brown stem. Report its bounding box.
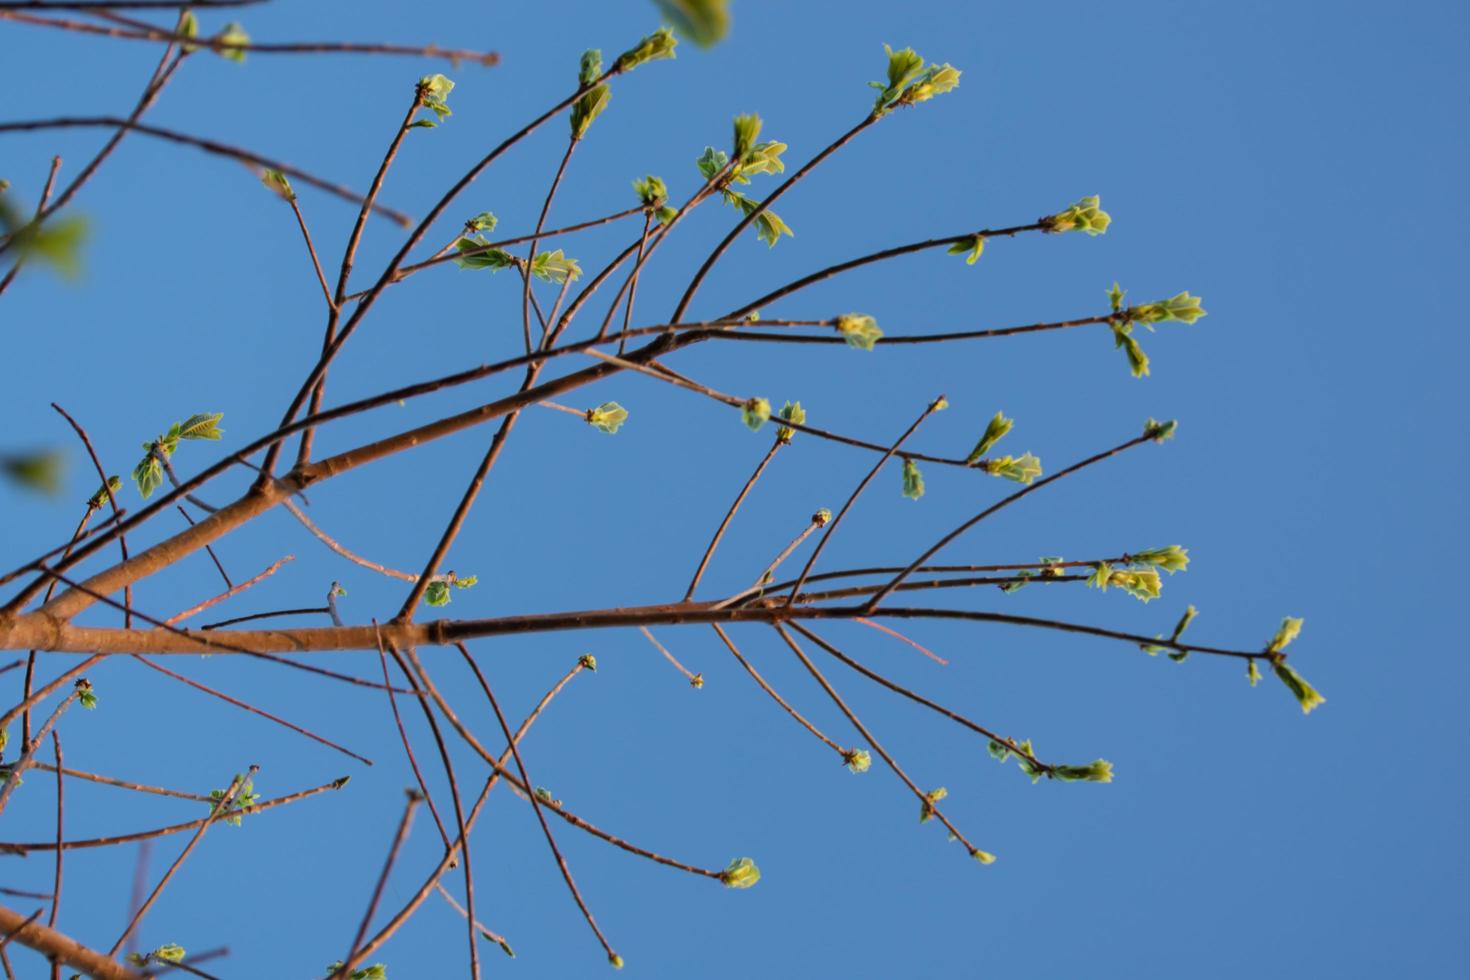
[0,688,81,816]
[784,396,946,606]
[46,730,63,980]
[199,607,330,630]
[710,512,828,610]
[0,118,411,224]
[638,626,699,687]
[614,211,654,354]
[711,624,844,758]
[671,113,879,323]
[333,791,422,980]
[0,10,499,63]
[685,441,782,600]
[108,766,258,956]
[1,776,350,853]
[0,153,60,298]
[722,222,1047,321]
[282,499,417,582]
[522,139,577,354]
[775,625,988,859]
[287,196,335,312]
[372,626,448,848]
[863,435,1153,610]
[160,555,292,626]
[30,762,210,802]
[459,642,620,963]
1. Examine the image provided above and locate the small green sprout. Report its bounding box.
[947,233,985,265]
[615,26,678,72]
[424,581,451,607]
[775,401,805,444]
[843,749,871,774]
[1132,291,1208,326]
[919,786,948,823]
[1143,417,1178,443]
[1266,616,1303,654]
[132,413,224,500]
[721,856,761,889]
[260,169,295,201]
[1046,195,1111,235]
[1000,571,1033,594]
[870,44,961,115]
[1111,322,1150,378]
[178,10,199,53]
[578,653,598,671]
[966,411,1013,464]
[325,962,387,980]
[981,452,1042,485]
[813,508,832,525]
[453,236,514,271]
[632,175,668,208]
[901,458,925,500]
[1247,660,1262,686]
[1131,545,1190,574]
[466,212,498,233]
[1096,567,1163,603]
[529,249,582,283]
[418,74,455,124]
[215,22,249,63]
[609,953,625,969]
[209,775,260,827]
[1,449,64,497]
[1271,658,1326,715]
[128,944,186,967]
[76,679,97,710]
[741,397,771,432]
[653,0,730,47]
[586,402,629,434]
[1052,760,1114,783]
[578,48,603,86]
[835,313,882,350]
[571,52,611,140]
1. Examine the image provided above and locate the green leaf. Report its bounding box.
[87,475,122,509]
[418,73,455,122]
[1047,195,1111,236]
[1108,281,1126,312]
[132,454,164,500]
[408,119,437,130]
[946,233,985,265]
[1266,616,1303,654]
[260,169,294,201]
[570,83,611,140]
[1,449,64,497]
[696,145,728,181]
[77,684,98,710]
[1143,417,1177,443]
[585,402,629,434]
[215,22,249,63]
[178,10,199,53]
[732,113,762,160]
[835,313,882,350]
[1052,759,1114,783]
[1247,659,1262,687]
[901,458,924,500]
[775,400,805,444]
[466,212,498,232]
[425,581,451,607]
[530,249,582,284]
[453,236,514,271]
[453,575,478,589]
[177,412,224,441]
[740,397,771,432]
[1000,570,1033,593]
[1131,545,1189,574]
[1132,291,1207,326]
[981,452,1042,485]
[615,26,678,72]
[965,411,1013,464]
[1111,322,1150,378]
[0,196,88,279]
[720,856,761,889]
[632,175,668,208]
[579,48,603,86]
[1163,604,1198,661]
[871,44,961,114]
[152,944,186,964]
[578,653,598,671]
[918,786,948,823]
[653,0,730,47]
[1271,658,1325,715]
[842,748,871,773]
[1106,568,1163,602]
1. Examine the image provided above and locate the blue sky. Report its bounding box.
[1,1,1466,977]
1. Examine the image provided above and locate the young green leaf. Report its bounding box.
[214,22,249,63]
[835,313,882,350]
[1052,760,1114,783]
[1143,417,1178,443]
[632,175,668,208]
[653,0,731,47]
[919,786,948,823]
[720,856,761,888]
[1131,545,1189,573]
[260,169,294,201]
[1047,195,1111,236]
[966,411,1013,464]
[901,458,925,500]
[946,233,985,265]
[1111,323,1150,378]
[1106,568,1163,602]
[453,236,515,271]
[418,73,455,122]
[1271,658,1326,714]
[981,452,1042,485]
[1266,616,1304,654]
[775,400,805,444]
[87,475,122,509]
[842,748,872,774]
[870,45,958,114]
[1132,291,1208,326]
[1,450,64,497]
[741,397,771,432]
[615,26,678,72]
[132,454,164,500]
[570,83,611,140]
[425,581,451,607]
[178,412,224,441]
[585,402,629,434]
[530,249,582,283]
[466,211,498,232]
[578,48,603,86]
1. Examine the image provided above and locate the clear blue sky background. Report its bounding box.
[2,1,1466,977]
